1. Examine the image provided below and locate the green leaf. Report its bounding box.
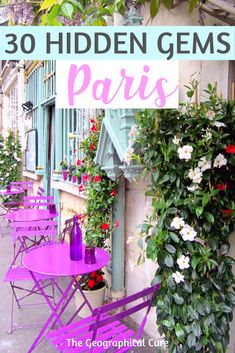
[196,206,203,217]
[162,317,175,329]
[151,275,162,285]
[162,0,173,9]
[61,2,74,17]
[165,244,176,254]
[175,323,185,340]
[40,0,57,11]
[173,293,184,305]
[169,232,180,243]
[191,257,201,270]
[191,321,201,337]
[164,253,174,267]
[150,0,160,18]
[188,305,199,320]
[189,0,198,13]
[205,212,214,223]
[220,303,232,313]
[187,332,196,348]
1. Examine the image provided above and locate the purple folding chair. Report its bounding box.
[23,195,54,209]
[4,219,58,333]
[47,284,160,352]
[37,186,45,196]
[10,181,33,194]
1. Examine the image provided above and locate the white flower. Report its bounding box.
[180,225,197,241]
[188,167,203,184]
[204,130,212,141]
[206,110,215,121]
[173,136,180,145]
[187,184,198,192]
[128,125,139,138]
[123,147,134,165]
[213,154,227,168]
[172,271,185,284]
[16,157,21,162]
[177,255,190,270]
[198,157,211,172]
[212,121,226,128]
[171,216,185,230]
[177,145,193,160]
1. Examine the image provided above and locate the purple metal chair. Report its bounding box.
[47,284,160,352]
[4,219,57,333]
[10,181,33,193]
[23,195,54,208]
[37,186,45,196]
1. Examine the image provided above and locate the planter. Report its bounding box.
[72,175,77,183]
[74,283,106,318]
[62,170,68,181]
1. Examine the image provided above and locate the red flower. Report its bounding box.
[90,119,96,124]
[102,223,109,231]
[90,271,97,278]
[77,214,83,221]
[221,209,232,217]
[83,174,90,182]
[74,149,77,153]
[96,275,103,283]
[90,143,96,151]
[93,175,101,182]
[216,183,227,191]
[90,125,97,132]
[111,190,118,197]
[87,279,96,289]
[77,159,83,166]
[225,144,235,154]
[78,184,84,192]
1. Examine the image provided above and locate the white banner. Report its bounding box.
[56,60,179,109]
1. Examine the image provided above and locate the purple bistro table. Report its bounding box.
[5,208,58,222]
[23,243,110,353]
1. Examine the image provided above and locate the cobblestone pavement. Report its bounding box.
[0,211,165,353]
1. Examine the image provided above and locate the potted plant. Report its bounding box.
[75,270,107,318]
[60,156,68,181]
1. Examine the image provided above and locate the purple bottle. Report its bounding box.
[70,216,83,261]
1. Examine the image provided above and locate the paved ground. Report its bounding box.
[0,210,165,353]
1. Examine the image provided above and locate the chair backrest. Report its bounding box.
[37,186,45,196]
[11,219,57,242]
[10,181,33,190]
[23,195,54,208]
[90,284,160,341]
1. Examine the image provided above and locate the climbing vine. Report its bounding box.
[135,84,235,353]
[0,130,22,196]
[77,114,119,249]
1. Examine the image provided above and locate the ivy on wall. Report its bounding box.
[135,84,235,353]
[0,130,22,193]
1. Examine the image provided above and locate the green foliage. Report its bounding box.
[1,0,199,25]
[135,85,235,353]
[0,130,22,201]
[79,114,119,248]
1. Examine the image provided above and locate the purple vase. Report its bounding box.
[84,246,96,264]
[70,216,83,261]
[62,170,67,181]
[72,175,77,183]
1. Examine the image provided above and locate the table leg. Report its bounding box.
[27,272,75,353]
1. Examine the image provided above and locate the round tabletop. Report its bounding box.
[5,208,58,222]
[0,188,24,196]
[23,243,110,277]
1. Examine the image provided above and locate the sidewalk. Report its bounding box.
[0,212,165,353]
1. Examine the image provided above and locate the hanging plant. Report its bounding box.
[78,114,119,249]
[135,83,235,353]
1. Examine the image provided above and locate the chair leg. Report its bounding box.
[10,283,21,309]
[8,289,14,334]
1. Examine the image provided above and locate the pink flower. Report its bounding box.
[101,223,109,231]
[90,143,96,151]
[225,144,235,154]
[90,125,97,132]
[78,184,84,192]
[111,190,118,197]
[77,159,83,166]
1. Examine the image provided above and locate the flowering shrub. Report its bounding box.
[0,130,21,196]
[81,270,105,291]
[135,84,235,353]
[79,114,119,248]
